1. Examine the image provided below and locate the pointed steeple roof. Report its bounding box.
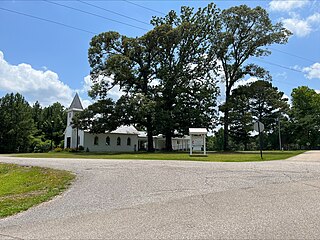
[69,93,83,110]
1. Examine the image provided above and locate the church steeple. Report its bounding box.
[67,93,83,127]
[69,93,83,110]
[64,93,84,149]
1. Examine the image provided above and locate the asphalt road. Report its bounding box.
[1,151,320,239]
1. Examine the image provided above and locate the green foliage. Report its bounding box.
[73,98,117,133]
[207,129,224,151]
[151,4,220,150]
[0,93,35,153]
[64,148,77,152]
[0,92,68,153]
[33,140,52,153]
[88,30,158,151]
[213,5,291,150]
[289,86,320,148]
[30,101,67,150]
[54,147,63,152]
[87,4,220,151]
[40,102,67,147]
[222,80,289,150]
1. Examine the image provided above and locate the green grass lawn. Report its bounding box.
[10,150,305,162]
[0,163,75,218]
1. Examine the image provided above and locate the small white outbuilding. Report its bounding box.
[189,128,207,155]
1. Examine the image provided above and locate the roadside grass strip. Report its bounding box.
[0,163,75,218]
[10,150,305,162]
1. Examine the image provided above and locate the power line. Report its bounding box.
[254,58,304,73]
[269,47,318,64]
[44,0,149,31]
[0,6,97,35]
[0,0,314,1]
[123,0,318,64]
[78,0,151,26]
[122,0,165,15]
[2,1,317,65]
[272,79,301,88]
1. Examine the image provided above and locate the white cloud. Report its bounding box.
[82,99,92,109]
[81,75,93,93]
[303,62,320,79]
[269,0,309,12]
[0,51,74,106]
[80,74,125,102]
[108,84,125,100]
[282,17,311,37]
[307,12,320,23]
[281,13,320,37]
[232,77,258,90]
[275,72,288,80]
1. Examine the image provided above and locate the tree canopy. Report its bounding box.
[0,93,34,153]
[87,4,220,151]
[213,5,291,150]
[222,80,289,150]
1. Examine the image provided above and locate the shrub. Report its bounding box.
[64,148,78,152]
[86,147,89,152]
[59,140,64,148]
[78,145,84,151]
[33,140,52,153]
[54,147,63,152]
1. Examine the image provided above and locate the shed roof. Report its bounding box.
[189,128,207,134]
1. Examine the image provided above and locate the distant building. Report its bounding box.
[64,94,192,152]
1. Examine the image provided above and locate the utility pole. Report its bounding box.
[51,120,54,150]
[278,117,282,151]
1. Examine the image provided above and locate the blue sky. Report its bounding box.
[0,0,319,108]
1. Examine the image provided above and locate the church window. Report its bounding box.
[106,136,110,145]
[117,137,121,146]
[127,137,131,146]
[94,136,99,145]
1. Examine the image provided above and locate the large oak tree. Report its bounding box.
[87,4,220,151]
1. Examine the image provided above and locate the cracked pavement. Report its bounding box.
[1,151,320,239]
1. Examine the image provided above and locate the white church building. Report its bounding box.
[64,94,203,152]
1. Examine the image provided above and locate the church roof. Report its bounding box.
[69,93,83,110]
[111,125,139,135]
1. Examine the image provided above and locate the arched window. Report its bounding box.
[117,137,121,146]
[106,136,110,146]
[94,136,99,145]
[127,137,131,146]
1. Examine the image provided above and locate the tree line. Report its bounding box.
[0,93,66,153]
[1,85,318,153]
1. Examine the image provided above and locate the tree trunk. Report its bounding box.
[76,127,79,151]
[146,115,154,152]
[165,130,173,151]
[223,87,231,151]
